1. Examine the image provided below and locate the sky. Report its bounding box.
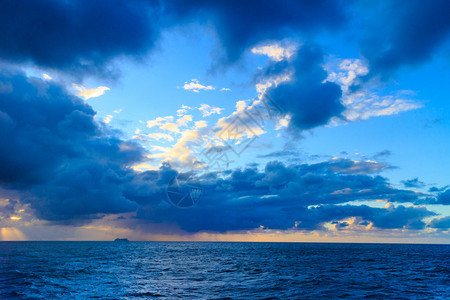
[0,0,450,242]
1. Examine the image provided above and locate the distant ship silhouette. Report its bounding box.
[114,238,130,242]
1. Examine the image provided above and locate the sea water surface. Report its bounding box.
[0,242,449,299]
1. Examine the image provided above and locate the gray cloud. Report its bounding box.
[402,178,426,189]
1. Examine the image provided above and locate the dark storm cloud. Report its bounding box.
[263,45,344,131]
[357,0,450,81]
[0,0,160,78]
[164,0,348,63]
[137,201,435,233]
[0,68,98,185]
[0,68,171,222]
[1,0,447,84]
[0,0,348,77]
[135,159,433,233]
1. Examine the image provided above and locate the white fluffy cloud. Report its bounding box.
[195,120,207,128]
[150,129,203,169]
[147,116,174,128]
[342,91,422,121]
[176,114,193,126]
[182,79,215,92]
[176,105,193,116]
[198,104,224,117]
[326,59,422,122]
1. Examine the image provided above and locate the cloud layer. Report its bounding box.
[135,159,440,233]
[0,1,449,238]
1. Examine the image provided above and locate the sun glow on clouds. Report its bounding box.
[72,84,110,100]
[160,122,180,133]
[42,73,52,80]
[132,163,159,172]
[150,129,202,168]
[103,115,113,124]
[2,220,448,242]
[147,116,174,128]
[0,227,26,241]
[135,109,209,168]
[216,99,268,140]
[102,109,123,124]
[276,115,291,130]
[135,76,288,170]
[252,43,297,61]
[135,101,231,169]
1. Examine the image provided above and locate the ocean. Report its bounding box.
[1,242,449,299]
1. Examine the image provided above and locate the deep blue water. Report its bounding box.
[0,242,449,299]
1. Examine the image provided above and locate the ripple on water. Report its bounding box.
[0,242,449,299]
